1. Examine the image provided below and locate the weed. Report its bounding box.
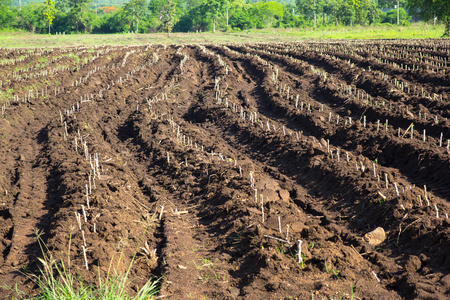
[288,247,306,268]
[331,268,340,280]
[214,272,227,282]
[334,283,354,300]
[324,258,340,280]
[3,223,160,299]
[228,232,242,244]
[275,243,286,254]
[198,273,212,283]
[20,265,31,273]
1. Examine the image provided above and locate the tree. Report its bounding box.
[323,0,341,26]
[407,0,450,36]
[378,0,407,9]
[16,2,47,33]
[0,0,14,28]
[338,0,355,26]
[94,9,126,33]
[55,0,70,13]
[378,0,407,25]
[296,0,325,26]
[99,6,118,14]
[43,0,56,33]
[174,3,210,32]
[229,8,253,30]
[353,0,380,25]
[148,0,167,29]
[63,0,93,33]
[159,0,177,36]
[203,0,228,32]
[256,1,283,28]
[280,5,307,28]
[123,0,148,32]
[179,0,202,12]
[382,7,410,25]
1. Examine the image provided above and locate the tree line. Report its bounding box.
[0,0,448,36]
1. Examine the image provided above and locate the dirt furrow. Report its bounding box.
[186,45,450,298]
[1,42,449,300]
[217,45,450,202]
[0,107,58,295]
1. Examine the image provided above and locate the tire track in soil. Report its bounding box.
[142,46,246,299]
[0,109,57,293]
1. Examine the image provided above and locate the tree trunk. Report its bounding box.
[48,23,51,34]
[313,0,316,27]
[136,20,139,33]
[445,18,450,37]
[226,8,228,27]
[213,16,216,32]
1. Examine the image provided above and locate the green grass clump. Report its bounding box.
[0,88,13,103]
[32,254,159,300]
[6,229,160,300]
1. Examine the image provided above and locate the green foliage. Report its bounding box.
[0,0,14,28]
[55,0,70,13]
[123,0,148,32]
[229,9,253,30]
[175,3,210,32]
[0,0,441,35]
[148,0,166,28]
[202,0,229,31]
[338,0,356,26]
[280,5,307,27]
[65,0,95,33]
[43,0,56,33]
[93,9,127,32]
[159,0,178,35]
[407,0,450,36]
[256,1,283,28]
[378,0,407,9]
[382,7,410,25]
[296,0,325,20]
[15,2,47,33]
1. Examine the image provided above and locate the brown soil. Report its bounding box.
[0,40,449,300]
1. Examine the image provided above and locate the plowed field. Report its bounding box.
[0,40,449,299]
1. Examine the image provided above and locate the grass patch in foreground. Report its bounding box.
[4,229,159,300]
[0,22,445,48]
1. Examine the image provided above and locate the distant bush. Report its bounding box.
[381,8,411,25]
